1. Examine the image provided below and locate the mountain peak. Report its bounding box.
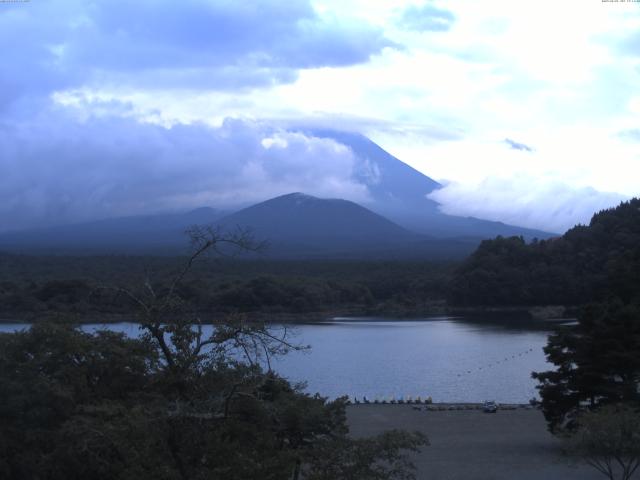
[278,192,318,201]
[186,206,217,215]
[217,192,416,248]
[266,192,346,207]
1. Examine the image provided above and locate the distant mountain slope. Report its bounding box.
[307,129,554,239]
[0,193,478,259]
[0,129,555,257]
[306,129,441,208]
[0,208,226,254]
[218,192,414,246]
[217,193,476,259]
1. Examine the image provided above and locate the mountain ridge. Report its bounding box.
[0,130,556,257]
[0,192,478,259]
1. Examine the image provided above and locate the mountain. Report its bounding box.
[0,130,555,257]
[219,192,412,245]
[306,129,442,208]
[306,129,554,239]
[216,193,476,259]
[0,207,226,255]
[0,194,477,259]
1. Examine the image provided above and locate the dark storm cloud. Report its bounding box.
[72,1,395,72]
[399,4,455,32]
[0,111,371,232]
[0,0,395,109]
[0,2,75,110]
[0,0,401,231]
[504,138,534,152]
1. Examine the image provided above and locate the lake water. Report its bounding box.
[0,316,563,403]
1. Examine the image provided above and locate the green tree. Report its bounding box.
[450,198,640,307]
[533,301,640,432]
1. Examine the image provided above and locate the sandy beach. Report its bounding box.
[347,404,603,480]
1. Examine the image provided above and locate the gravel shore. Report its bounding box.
[347,404,603,480]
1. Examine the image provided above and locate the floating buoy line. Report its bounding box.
[455,347,537,377]
[347,346,540,405]
[349,395,433,405]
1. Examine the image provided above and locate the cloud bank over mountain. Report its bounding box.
[0,113,375,231]
[428,177,629,234]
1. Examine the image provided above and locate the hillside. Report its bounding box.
[0,193,478,259]
[449,198,640,306]
[217,192,477,259]
[217,192,415,251]
[0,208,226,255]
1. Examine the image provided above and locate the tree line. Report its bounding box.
[0,256,454,318]
[450,198,640,307]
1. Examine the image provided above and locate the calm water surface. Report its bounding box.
[0,316,561,403]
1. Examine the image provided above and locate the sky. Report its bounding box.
[1,0,639,233]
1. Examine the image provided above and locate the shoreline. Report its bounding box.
[347,402,536,410]
[0,303,577,324]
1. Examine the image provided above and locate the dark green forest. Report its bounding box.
[0,256,454,320]
[450,198,640,307]
[514,200,640,438]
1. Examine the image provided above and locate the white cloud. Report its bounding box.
[428,177,629,234]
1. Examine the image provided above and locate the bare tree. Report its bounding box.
[106,225,304,379]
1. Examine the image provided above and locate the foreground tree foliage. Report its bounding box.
[0,227,426,480]
[566,404,640,480]
[533,301,640,433]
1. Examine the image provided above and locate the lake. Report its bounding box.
[0,316,563,403]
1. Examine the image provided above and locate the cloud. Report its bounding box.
[0,0,637,236]
[398,3,455,32]
[427,177,629,234]
[81,1,395,71]
[618,129,640,141]
[0,112,373,232]
[277,114,464,143]
[0,0,395,111]
[504,138,534,152]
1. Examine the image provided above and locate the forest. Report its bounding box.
[0,256,454,320]
[449,198,640,307]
